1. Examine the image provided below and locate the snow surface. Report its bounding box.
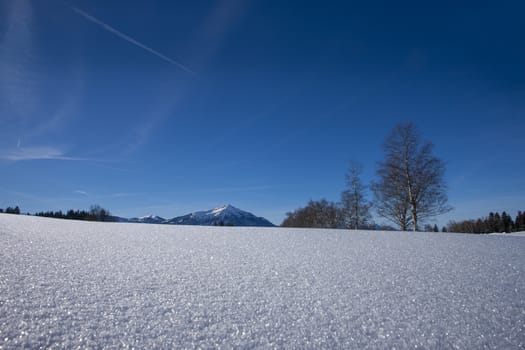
[1,214,524,349]
[490,231,525,237]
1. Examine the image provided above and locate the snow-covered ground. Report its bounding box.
[1,214,523,349]
[490,231,525,237]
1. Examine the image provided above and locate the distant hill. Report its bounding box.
[166,204,275,227]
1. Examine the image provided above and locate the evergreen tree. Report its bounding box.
[475,218,485,233]
[494,212,502,233]
[487,212,496,232]
[500,211,513,233]
[515,211,525,232]
[447,210,523,234]
[5,206,20,214]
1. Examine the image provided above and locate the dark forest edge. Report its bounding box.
[281,200,524,234]
[0,204,524,233]
[0,205,114,222]
[447,211,525,234]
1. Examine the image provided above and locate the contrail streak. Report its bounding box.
[66,3,194,74]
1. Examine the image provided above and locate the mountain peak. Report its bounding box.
[211,204,239,215]
[168,205,275,227]
[139,214,157,219]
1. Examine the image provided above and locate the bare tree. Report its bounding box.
[89,204,110,222]
[371,168,412,230]
[281,199,343,228]
[372,122,451,231]
[340,161,372,229]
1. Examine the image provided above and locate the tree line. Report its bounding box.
[0,206,21,214]
[282,199,344,229]
[282,122,452,231]
[35,205,112,222]
[447,211,525,234]
[0,204,112,222]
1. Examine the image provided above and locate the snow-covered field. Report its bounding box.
[1,214,523,349]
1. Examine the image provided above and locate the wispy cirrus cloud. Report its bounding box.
[73,190,141,199]
[184,0,248,71]
[197,185,277,194]
[85,0,249,156]
[0,146,85,161]
[0,0,37,120]
[123,101,180,155]
[64,2,193,74]
[80,94,184,158]
[5,190,78,204]
[0,0,85,152]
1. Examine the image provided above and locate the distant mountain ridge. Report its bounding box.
[167,204,275,227]
[117,205,275,227]
[128,215,166,224]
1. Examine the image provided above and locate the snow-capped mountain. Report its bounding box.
[166,204,275,227]
[128,215,166,224]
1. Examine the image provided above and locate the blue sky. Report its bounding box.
[1,0,524,226]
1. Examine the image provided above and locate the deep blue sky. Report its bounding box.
[1,0,524,226]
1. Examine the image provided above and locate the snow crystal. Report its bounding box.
[0,214,523,348]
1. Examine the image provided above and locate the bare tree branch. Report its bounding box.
[372,122,451,231]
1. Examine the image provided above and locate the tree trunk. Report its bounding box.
[411,207,418,231]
